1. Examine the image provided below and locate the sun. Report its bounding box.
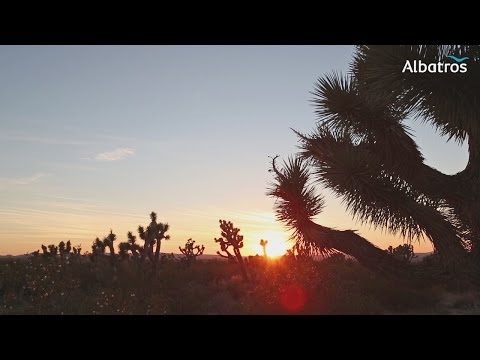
[258,230,290,257]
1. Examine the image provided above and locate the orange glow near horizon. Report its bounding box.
[0,207,434,256]
[251,230,291,257]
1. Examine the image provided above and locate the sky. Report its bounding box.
[0,45,469,256]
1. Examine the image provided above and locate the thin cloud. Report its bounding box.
[0,130,92,146]
[95,147,135,161]
[0,172,50,186]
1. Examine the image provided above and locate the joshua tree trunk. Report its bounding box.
[233,248,249,282]
[267,45,480,284]
[310,219,480,284]
[154,239,162,274]
[141,241,148,261]
[268,152,480,285]
[301,220,409,275]
[142,240,154,262]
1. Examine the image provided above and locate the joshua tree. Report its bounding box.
[387,244,416,263]
[118,242,130,259]
[216,242,236,262]
[126,231,141,256]
[58,241,66,256]
[65,240,72,255]
[137,212,170,272]
[154,225,170,269]
[72,245,82,256]
[58,240,72,258]
[138,225,150,260]
[215,220,249,281]
[103,229,117,256]
[179,238,205,264]
[92,237,106,255]
[41,244,49,257]
[138,212,156,261]
[118,231,142,259]
[47,244,58,257]
[268,45,480,282]
[260,239,268,258]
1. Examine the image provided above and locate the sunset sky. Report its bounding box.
[0,45,468,256]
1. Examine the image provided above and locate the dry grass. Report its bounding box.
[0,254,473,315]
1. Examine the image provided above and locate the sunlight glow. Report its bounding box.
[254,230,290,257]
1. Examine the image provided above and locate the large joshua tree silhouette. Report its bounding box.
[138,212,170,272]
[269,45,480,281]
[215,220,249,281]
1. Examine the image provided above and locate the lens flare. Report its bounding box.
[279,283,306,313]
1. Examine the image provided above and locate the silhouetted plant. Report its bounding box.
[137,212,170,274]
[118,242,130,259]
[387,244,416,263]
[216,243,236,262]
[268,45,480,282]
[260,239,268,258]
[59,241,66,255]
[138,212,157,261]
[179,238,205,264]
[284,248,295,259]
[58,240,72,258]
[41,244,49,257]
[118,231,142,260]
[154,224,170,270]
[72,245,82,256]
[215,220,249,281]
[92,237,106,255]
[293,243,312,262]
[103,230,117,255]
[47,244,58,257]
[138,225,149,259]
[127,231,142,256]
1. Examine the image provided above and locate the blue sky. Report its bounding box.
[0,46,468,255]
